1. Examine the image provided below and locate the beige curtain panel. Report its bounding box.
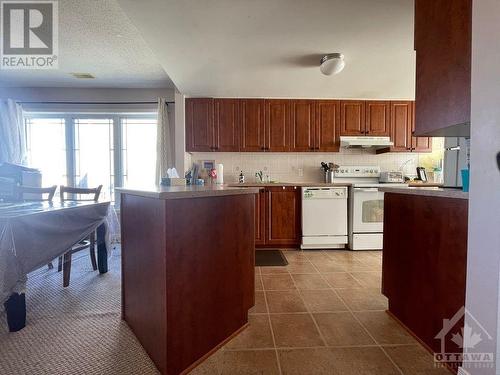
[155,98,173,184]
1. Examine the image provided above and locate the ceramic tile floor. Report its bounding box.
[189,250,452,375]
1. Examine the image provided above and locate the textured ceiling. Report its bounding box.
[117,0,416,99]
[0,0,173,88]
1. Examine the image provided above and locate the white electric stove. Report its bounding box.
[332,166,407,250]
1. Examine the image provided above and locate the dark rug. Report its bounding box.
[255,249,289,267]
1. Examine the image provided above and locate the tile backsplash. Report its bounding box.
[190,149,422,183]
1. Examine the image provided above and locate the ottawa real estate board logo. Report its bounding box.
[0,0,58,69]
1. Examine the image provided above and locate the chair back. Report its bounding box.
[60,185,103,202]
[16,185,57,202]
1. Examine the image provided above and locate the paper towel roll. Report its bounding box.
[216,164,224,184]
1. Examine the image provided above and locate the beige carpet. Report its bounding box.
[0,246,160,375]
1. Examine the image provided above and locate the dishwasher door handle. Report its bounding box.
[353,188,380,192]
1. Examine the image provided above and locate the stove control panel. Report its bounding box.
[334,166,381,178]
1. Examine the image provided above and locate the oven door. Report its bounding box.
[352,187,385,233]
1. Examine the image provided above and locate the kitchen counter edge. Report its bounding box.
[116,185,261,200]
[227,182,352,187]
[379,186,468,200]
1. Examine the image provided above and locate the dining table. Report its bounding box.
[0,200,111,332]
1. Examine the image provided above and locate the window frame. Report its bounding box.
[23,111,157,201]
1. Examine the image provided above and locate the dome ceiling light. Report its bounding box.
[320,53,345,76]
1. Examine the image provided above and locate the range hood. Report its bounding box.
[340,136,393,149]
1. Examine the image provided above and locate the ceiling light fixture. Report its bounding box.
[320,53,345,75]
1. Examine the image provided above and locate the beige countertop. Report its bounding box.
[379,186,468,200]
[227,182,352,187]
[116,185,261,200]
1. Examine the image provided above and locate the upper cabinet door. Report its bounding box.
[389,101,412,152]
[185,98,214,152]
[290,100,316,152]
[213,99,240,152]
[316,100,340,152]
[414,0,471,136]
[265,100,290,152]
[240,99,266,152]
[340,100,366,136]
[366,101,390,136]
[411,102,432,152]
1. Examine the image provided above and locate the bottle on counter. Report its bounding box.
[238,171,245,184]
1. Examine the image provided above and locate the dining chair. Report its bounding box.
[58,185,103,287]
[14,185,58,269]
[15,185,57,202]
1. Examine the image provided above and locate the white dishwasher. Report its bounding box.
[301,187,348,249]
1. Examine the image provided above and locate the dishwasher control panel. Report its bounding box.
[303,187,347,199]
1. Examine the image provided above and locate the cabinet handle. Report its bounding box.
[260,146,265,150]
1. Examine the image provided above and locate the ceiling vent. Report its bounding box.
[71,73,95,79]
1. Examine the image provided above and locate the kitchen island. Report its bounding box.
[117,185,260,375]
[380,187,468,372]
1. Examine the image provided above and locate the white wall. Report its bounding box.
[463,1,500,374]
[0,87,174,113]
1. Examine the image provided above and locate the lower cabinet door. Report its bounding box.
[266,186,301,247]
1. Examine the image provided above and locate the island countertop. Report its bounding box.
[379,186,468,200]
[116,185,261,200]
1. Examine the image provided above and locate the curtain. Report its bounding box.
[0,99,26,165]
[155,98,173,184]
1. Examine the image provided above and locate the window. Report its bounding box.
[121,117,157,188]
[74,118,114,201]
[24,113,157,202]
[25,117,67,188]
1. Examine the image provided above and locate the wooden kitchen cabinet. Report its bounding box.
[340,100,366,136]
[290,100,316,151]
[254,186,301,248]
[411,102,432,152]
[315,100,341,152]
[266,186,301,247]
[185,98,214,152]
[377,101,432,154]
[414,0,471,137]
[213,99,240,152]
[265,100,291,152]
[365,101,390,136]
[240,99,266,152]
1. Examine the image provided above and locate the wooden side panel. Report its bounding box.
[340,100,365,136]
[316,100,340,152]
[265,99,290,152]
[382,193,467,371]
[266,186,300,246]
[121,194,167,374]
[290,100,316,152]
[165,195,255,375]
[214,99,240,152]
[185,98,214,152]
[414,0,472,136]
[240,99,266,152]
[365,101,390,136]
[255,189,266,245]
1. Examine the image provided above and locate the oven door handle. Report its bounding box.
[353,188,380,192]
